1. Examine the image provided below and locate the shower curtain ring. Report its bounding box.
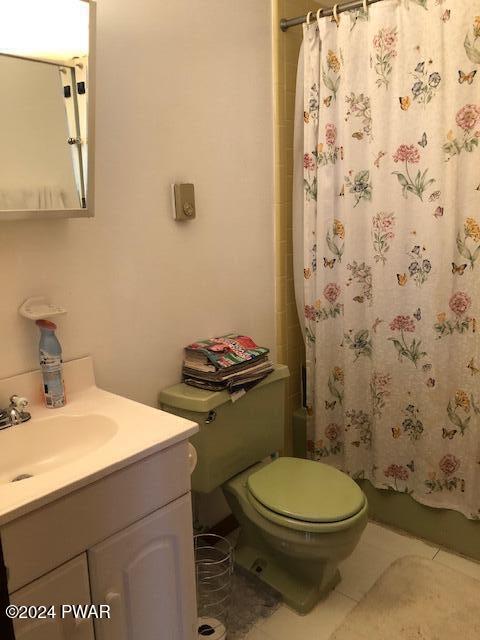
[306,11,313,26]
[316,8,323,24]
[333,4,340,25]
[363,0,368,13]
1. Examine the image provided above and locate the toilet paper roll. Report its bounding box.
[197,617,226,639]
[188,442,198,474]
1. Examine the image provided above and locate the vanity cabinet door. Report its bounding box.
[88,493,197,640]
[10,554,94,640]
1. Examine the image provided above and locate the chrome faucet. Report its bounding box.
[0,395,31,431]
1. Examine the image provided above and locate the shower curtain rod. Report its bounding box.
[280,0,384,31]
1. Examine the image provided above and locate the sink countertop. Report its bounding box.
[0,357,198,526]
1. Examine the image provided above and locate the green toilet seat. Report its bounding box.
[247,457,366,532]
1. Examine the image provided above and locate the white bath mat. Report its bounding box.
[330,555,480,640]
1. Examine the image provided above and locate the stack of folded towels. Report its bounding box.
[182,334,274,393]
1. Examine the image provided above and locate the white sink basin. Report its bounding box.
[0,356,198,526]
[0,414,118,484]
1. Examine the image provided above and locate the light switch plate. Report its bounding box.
[172,183,196,221]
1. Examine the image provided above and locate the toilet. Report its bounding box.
[159,365,367,615]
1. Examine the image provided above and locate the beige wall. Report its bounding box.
[273,0,309,454]
[0,0,275,410]
[273,0,332,453]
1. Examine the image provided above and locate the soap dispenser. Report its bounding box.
[35,319,66,408]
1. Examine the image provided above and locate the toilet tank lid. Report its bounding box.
[158,364,290,413]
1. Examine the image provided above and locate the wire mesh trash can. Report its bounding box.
[195,533,234,639]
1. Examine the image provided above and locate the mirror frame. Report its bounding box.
[0,0,96,222]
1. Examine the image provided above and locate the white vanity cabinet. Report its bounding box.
[89,494,196,640]
[2,442,198,640]
[10,555,94,640]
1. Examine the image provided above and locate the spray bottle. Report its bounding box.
[35,319,66,408]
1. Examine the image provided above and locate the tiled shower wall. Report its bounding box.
[273,0,312,453]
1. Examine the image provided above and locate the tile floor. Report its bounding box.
[237,521,480,640]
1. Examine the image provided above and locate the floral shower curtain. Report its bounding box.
[302,0,480,519]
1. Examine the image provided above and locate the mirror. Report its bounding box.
[0,0,95,220]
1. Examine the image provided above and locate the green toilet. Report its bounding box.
[159,365,367,615]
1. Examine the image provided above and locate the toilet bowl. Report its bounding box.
[223,457,367,614]
[159,365,367,615]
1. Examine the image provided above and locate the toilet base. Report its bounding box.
[234,533,341,614]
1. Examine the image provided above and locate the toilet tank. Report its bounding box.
[159,365,289,493]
